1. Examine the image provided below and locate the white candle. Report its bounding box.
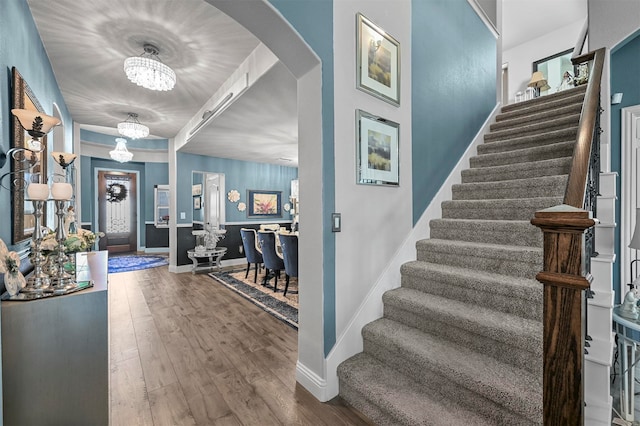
[51,183,72,200]
[27,183,49,200]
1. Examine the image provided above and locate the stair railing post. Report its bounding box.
[531,205,595,425]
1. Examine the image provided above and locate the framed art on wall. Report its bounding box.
[193,196,201,210]
[247,190,282,217]
[356,13,400,106]
[356,109,399,186]
[192,183,202,196]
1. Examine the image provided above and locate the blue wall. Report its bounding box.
[177,152,298,224]
[0,0,73,251]
[610,32,640,300]
[412,0,497,224]
[269,0,337,356]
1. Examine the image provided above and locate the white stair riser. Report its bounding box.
[587,304,613,339]
[594,226,615,256]
[599,172,617,196]
[584,395,613,425]
[595,196,616,224]
[591,259,614,294]
[584,360,611,403]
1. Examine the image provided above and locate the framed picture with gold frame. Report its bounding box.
[356,13,400,106]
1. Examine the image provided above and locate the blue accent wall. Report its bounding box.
[610,32,640,300]
[411,0,497,224]
[269,0,337,356]
[0,0,73,251]
[177,152,298,224]
[144,162,169,222]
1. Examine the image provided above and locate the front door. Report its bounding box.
[98,171,137,253]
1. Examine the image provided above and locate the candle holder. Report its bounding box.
[50,200,75,292]
[23,199,50,293]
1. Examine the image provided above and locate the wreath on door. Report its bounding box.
[106,183,128,203]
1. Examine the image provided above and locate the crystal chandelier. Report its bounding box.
[117,113,149,139]
[124,43,176,91]
[109,138,134,163]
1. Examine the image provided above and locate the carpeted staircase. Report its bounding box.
[338,85,587,425]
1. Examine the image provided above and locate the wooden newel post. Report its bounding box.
[531,205,595,425]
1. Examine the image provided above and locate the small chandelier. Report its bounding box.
[109,138,134,163]
[117,112,149,139]
[124,43,176,91]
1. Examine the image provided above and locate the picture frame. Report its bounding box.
[356,13,400,106]
[532,48,576,95]
[247,190,282,217]
[193,196,201,210]
[12,67,48,244]
[192,183,202,196]
[356,109,399,186]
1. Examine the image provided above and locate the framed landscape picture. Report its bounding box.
[356,13,400,106]
[356,109,399,186]
[247,190,282,217]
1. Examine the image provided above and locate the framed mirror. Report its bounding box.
[12,67,48,244]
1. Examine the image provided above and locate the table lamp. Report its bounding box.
[528,71,550,98]
[622,208,640,319]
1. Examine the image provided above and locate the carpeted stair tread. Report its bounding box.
[400,261,541,321]
[416,238,542,278]
[478,126,577,154]
[338,353,496,426]
[401,260,541,302]
[490,102,583,132]
[383,288,542,355]
[483,114,579,142]
[500,85,586,116]
[462,157,572,183]
[429,218,541,246]
[469,141,574,169]
[452,175,567,200]
[441,196,563,220]
[362,318,542,421]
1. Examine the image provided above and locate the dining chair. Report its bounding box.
[240,228,263,283]
[278,233,298,297]
[257,231,285,291]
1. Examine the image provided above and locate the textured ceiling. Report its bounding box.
[26,0,298,166]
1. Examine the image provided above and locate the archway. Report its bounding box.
[204,0,327,398]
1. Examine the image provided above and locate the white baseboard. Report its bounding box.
[144,247,170,254]
[323,103,501,400]
[171,265,192,274]
[296,361,329,402]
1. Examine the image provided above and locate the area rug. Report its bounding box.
[108,255,168,274]
[209,268,298,329]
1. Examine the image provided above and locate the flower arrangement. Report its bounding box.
[36,228,104,255]
[0,238,26,296]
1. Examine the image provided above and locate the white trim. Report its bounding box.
[144,247,169,254]
[322,103,502,400]
[176,223,192,228]
[620,105,640,298]
[224,220,293,226]
[171,265,191,274]
[295,361,328,402]
[467,0,499,39]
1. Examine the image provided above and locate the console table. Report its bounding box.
[2,251,109,426]
[187,247,227,274]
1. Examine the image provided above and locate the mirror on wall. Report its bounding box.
[11,67,48,244]
[192,171,225,230]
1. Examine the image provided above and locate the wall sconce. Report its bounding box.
[0,109,61,189]
[51,152,77,170]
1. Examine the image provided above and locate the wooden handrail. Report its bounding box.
[563,48,606,208]
[531,47,605,425]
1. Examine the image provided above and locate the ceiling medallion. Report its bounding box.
[117,112,149,139]
[109,138,134,163]
[124,43,176,92]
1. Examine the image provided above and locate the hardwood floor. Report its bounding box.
[109,266,370,425]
